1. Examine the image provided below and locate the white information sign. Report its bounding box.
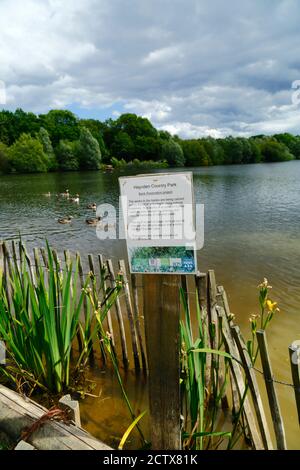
[119,172,197,274]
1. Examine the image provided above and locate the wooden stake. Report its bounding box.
[143,274,181,450]
[288,343,300,426]
[119,260,140,371]
[98,254,115,348]
[256,329,287,450]
[131,273,147,372]
[218,308,264,450]
[107,259,129,369]
[231,325,273,449]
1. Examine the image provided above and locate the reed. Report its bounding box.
[0,243,124,394]
[180,288,231,450]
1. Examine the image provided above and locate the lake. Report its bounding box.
[0,161,299,449]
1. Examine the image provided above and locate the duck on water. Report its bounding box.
[58,216,73,224]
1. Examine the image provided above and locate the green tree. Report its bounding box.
[134,135,162,161]
[0,142,10,173]
[9,133,49,173]
[79,119,108,159]
[161,139,185,166]
[181,140,211,166]
[77,127,102,170]
[259,138,293,162]
[201,137,224,165]
[39,110,79,146]
[37,127,57,170]
[113,113,157,139]
[111,131,135,161]
[56,140,79,171]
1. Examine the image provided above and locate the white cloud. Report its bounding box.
[0,0,300,137]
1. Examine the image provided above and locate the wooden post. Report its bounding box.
[195,271,207,311]
[143,274,181,450]
[231,325,273,449]
[88,253,106,366]
[119,259,140,371]
[107,259,129,370]
[59,394,81,427]
[288,343,300,425]
[131,273,147,372]
[256,329,287,450]
[98,254,115,349]
[218,307,264,450]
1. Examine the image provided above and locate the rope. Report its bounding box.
[226,354,297,389]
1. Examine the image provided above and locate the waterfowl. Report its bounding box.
[85,217,101,226]
[43,192,51,197]
[87,203,97,210]
[60,189,70,198]
[70,193,80,203]
[58,216,73,224]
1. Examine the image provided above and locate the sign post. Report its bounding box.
[119,172,197,450]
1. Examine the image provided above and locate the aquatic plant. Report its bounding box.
[180,288,232,450]
[0,243,120,394]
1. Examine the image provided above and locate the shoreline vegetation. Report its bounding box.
[0,108,299,174]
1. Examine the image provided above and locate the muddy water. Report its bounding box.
[0,161,299,449]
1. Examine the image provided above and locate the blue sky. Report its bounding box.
[1,0,300,137]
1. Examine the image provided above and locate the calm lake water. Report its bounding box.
[1,161,300,449]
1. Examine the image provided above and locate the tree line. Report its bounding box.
[0,108,299,173]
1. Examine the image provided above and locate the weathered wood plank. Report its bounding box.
[0,385,111,450]
[143,274,181,450]
[131,273,147,372]
[289,343,300,425]
[98,254,115,349]
[256,329,287,450]
[107,259,129,369]
[59,394,81,428]
[119,259,140,371]
[231,325,273,450]
[195,271,207,311]
[218,307,264,450]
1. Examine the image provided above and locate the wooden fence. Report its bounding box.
[0,240,300,450]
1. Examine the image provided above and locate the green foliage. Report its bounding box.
[37,127,57,171]
[0,142,10,173]
[0,244,123,394]
[111,157,168,169]
[0,108,299,173]
[56,139,79,171]
[259,138,293,162]
[0,109,40,145]
[40,109,80,146]
[77,127,102,170]
[181,140,211,166]
[180,289,231,450]
[9,133,49,173]
[0,248,84,392]
[111,131,135,161]
[161,138,185,167]
[79,119,108,160]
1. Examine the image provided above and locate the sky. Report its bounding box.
[0,0,300,138]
